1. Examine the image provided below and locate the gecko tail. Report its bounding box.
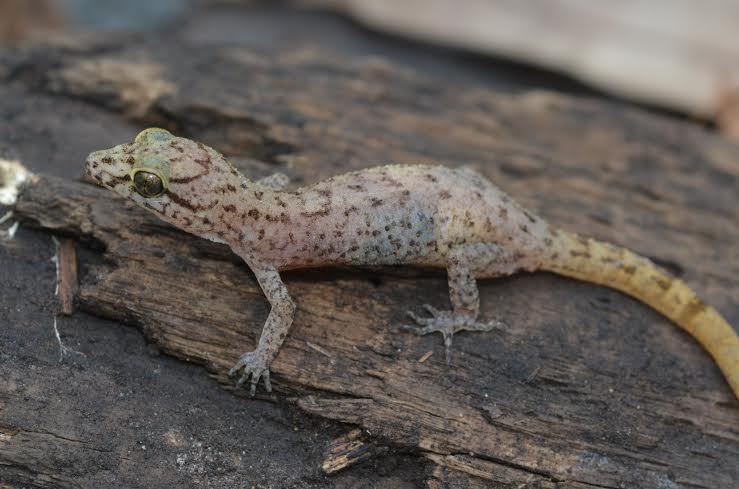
[540,230,739,399]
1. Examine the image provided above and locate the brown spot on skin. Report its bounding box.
[258,229,265,240]
[372,230,380,237]
[439,190,452,199]
[520,224,529,234]
[348,184,365,191]
[569,251,591,258]
[227,184,236,192]
[170,173,207,184]
[498,207,508,220]
[193,156,212,171]
[247,209,260,220]
[425,174,438,183]
[104,174,132,186]
[301,207,331,218]
[523,211,537,223]
[680,298,708,323]
[288,232,294,243]
[102,156,112,164]
[318,189,332,197]
[126,156,135,165]
[653,276,672,291]
[370,198,383,207]
[223,204,237,213]
[254,191,264,200]
[165,191,219,212]
[543,238,553,246]
[621,265,637,275]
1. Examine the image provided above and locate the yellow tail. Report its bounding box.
[541,230,739,399]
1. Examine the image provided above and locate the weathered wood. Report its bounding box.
[5,35,739,488]
[54,239,78,316]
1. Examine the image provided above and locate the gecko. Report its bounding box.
[85,128,739,399]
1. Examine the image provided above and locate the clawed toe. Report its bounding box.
[407,310,433,325]
[229,351,272,396]
[404,306,506,363]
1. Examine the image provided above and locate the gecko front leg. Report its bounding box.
[407,243,514,362]
[229,255,296,395]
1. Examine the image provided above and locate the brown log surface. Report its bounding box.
[2,6,738,488]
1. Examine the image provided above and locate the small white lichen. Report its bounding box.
[0,159,32,206]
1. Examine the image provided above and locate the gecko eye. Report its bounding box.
[133,170,165,197]
[134,127,174,145]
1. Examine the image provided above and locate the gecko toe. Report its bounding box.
[404,307,504,363]
[407,310,434,325]
[230,350,273,395]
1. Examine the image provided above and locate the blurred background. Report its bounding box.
[2,0,739,139]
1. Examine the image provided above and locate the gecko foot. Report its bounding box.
[404,304,504,363]
[228,350,272,396]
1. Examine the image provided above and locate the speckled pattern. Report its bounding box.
[86,128,739,397]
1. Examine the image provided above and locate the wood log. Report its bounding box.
[4,35,738,488]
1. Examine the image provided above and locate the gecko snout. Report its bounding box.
[84,151,101,176]
[84,150,116,186]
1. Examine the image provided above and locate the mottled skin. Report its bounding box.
[86,129,739,398]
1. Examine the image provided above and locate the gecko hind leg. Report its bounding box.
[405,243,513,363]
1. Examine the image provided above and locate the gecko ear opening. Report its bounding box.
[134,127,174,144]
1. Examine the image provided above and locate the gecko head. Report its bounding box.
[85,128,243,238]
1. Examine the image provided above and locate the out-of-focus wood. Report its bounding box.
[0,0,62,43]
[307,0,739,137]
